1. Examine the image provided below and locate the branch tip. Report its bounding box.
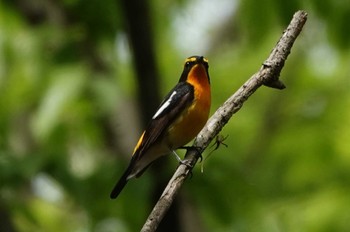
[264,80,286,90]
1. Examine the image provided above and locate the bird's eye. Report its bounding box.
[185,61,191,68]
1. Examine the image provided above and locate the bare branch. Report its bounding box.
[141,10,308,232]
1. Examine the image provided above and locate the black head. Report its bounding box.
[179,56,209,83]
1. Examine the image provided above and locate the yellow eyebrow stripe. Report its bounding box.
[184,57,209,63]
[185,57,197,63]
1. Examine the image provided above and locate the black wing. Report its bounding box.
[135,82,194,160]
[110,82,194,199]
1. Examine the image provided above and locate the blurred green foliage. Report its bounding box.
[1,0,350,231]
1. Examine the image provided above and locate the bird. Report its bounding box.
[110,55,211,199]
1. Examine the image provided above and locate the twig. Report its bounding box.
[141,10,308,232]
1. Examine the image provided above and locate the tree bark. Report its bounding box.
[120,0,161,124]
[120,1,183,231]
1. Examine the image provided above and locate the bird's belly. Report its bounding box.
[166,100,210,149]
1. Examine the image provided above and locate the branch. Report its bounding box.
[141,10,308,232]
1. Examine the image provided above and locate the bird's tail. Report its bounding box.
[110,165,133,199]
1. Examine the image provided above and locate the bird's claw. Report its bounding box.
[179,146,203,162]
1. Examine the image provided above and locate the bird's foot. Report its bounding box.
[178,146,203,162]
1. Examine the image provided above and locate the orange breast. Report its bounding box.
[166,64,211,149]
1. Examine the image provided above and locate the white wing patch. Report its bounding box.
[152,91,177,119]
